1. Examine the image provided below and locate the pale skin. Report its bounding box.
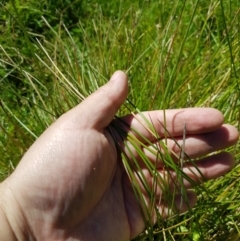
[0,71,238,241]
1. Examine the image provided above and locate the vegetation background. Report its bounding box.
[0,0,239,240]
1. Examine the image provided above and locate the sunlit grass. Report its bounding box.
[0,0,240,240]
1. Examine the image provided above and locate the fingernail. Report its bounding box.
[110,70,124,82]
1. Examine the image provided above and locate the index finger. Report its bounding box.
[118,108,224,142]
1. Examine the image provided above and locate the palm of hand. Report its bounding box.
[9,119,145,241]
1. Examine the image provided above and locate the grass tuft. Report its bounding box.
[0,0,239,240]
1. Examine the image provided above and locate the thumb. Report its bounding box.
[63,70,128,129]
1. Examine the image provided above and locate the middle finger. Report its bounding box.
[123,124,238,167]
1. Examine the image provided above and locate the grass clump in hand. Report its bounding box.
[0,0,240,240]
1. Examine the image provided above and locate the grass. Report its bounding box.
[0,0,240,240]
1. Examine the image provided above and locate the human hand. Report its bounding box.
[0,71,238,241]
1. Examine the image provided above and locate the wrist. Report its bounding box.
[0,203,17,241]
[0,180,35,241]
